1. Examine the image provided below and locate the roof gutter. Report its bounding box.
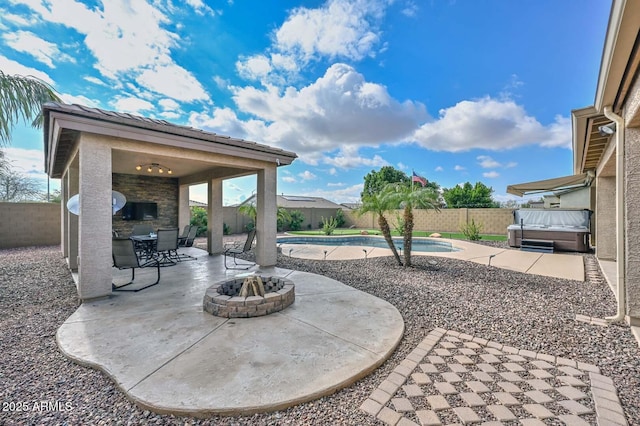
[604,105,626,323]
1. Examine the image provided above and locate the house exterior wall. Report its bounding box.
[624,107,640,325]
[111,173,179,237]
[595,176,616,261]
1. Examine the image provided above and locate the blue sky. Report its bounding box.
[1,0,611,205]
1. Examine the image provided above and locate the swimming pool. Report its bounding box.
[277,235,459,253]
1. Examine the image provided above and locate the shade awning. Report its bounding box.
[506,172,593,197]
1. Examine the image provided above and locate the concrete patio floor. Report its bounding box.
[279,238,585,281]
[56,248,404,416]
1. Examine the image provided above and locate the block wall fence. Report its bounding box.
[0,203,516,249]
[0,202,61,249]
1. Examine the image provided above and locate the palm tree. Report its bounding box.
[359,191,403,266]
[0,70,61,145]
[385,183,439,267]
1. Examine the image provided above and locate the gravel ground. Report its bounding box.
[1,244,638,426]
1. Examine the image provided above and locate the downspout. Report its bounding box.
[604,106,626,322]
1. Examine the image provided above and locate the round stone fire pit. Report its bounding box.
[203,275,295,318]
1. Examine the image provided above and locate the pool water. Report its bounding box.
[277,236,458,253]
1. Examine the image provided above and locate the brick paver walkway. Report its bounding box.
[361,328,627,425]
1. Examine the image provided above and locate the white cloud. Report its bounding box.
[298,170,317,181]
[323,146,389,169]
[454,165,465,171]
[186,0,216,15]
[229,63,427,155]
[0,55,54,84]
[3,30,74,68]
[299,183,364,204]
[235,0,391,81]
[59,93,100,107]
[12,0,208,101]
[275,0,388,62]
[483,171,500,178]
[434,166,444,172]
[329,167,337,175]
[401,1,419,17]
[327,182,344,187]
[158,98,181,118]
[83,75,107,86]
[1,12,39,26]
[282,176,297,183]
[477,155,501,168]
[505,161,518,168]
[397,162,408,170]
[111,96,154,114]
[412,97,571,151]
[236,54,273,81]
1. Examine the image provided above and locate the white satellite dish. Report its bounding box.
[112,191,126,215]
[66,194,80,216]
[66,191,127,216]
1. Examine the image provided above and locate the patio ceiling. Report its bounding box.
[111,150,254,180]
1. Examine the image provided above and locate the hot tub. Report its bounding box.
[507,209,591,253]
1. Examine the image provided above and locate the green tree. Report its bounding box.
[358,191,402,266]
[442,181,499,208]
[190,206,208,236]
[0,166,43,201]
[276,207,291,231]
[361,166,409,199]
[287,210,305,231]
[0,70,61,145]
[385,183,440,267]
[238,203,256,231]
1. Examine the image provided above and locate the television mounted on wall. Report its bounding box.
[121,202,158,221]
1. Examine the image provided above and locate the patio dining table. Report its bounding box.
[130,234,157,261]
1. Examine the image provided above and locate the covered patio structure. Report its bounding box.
[44,103,297,301]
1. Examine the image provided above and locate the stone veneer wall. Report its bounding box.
[112,174,179,236]
[0,202,61,249]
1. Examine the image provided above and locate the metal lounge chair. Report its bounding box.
[177,225,191,245]
[224,229,256,269]
[112,238,161,292]
[176,225,199,261]
[154,228,180,266]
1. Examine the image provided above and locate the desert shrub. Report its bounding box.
[321,216,338,235]
[460,219,483,241]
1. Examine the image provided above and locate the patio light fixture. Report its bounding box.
[135,162,173,175]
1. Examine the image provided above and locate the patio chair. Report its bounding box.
[154,228,179,266]
[131,224,154,236]
[224,229,257,269]
[176,225,199,261]
[112,238,161,292]
[177,225,191,245]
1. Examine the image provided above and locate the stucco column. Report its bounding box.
[61,171,68,257]
[77,137,112,300]
[207,178,223,254]
[178,183,190,232]
[595,176,616,261]
[625,126,640,325]
[67,160,79,271]
[256,166,277,266]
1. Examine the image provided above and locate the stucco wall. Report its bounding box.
[0,203,61,249]
[624,122,640,325]
[596,176,616,260]
[343,208,514,235]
